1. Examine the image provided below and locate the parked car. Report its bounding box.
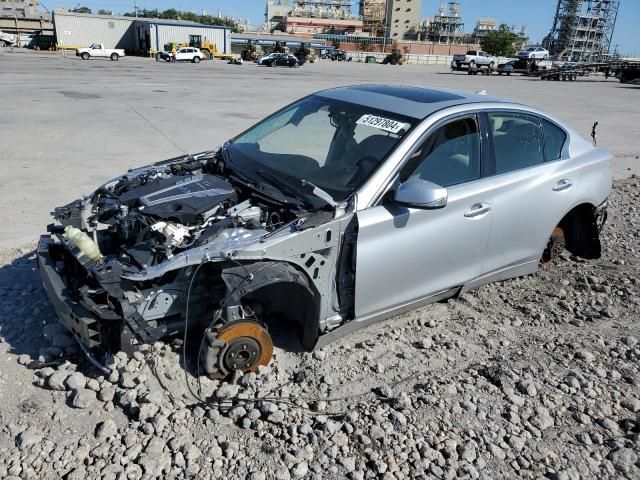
[174,47,204,63]
[452,50,497,71]
[518,46,549,60]
[77,43,125,61]
[256,52,281,65]
[262,53,299,68]
[497,60,517,75]
[38,85,610,379]
[0,31,16,47]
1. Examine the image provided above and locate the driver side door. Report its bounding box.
[92,44,105,57]
[354,114,494,319]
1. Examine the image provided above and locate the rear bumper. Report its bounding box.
[37,235,102,348]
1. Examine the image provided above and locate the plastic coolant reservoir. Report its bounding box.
[63,226,103,262]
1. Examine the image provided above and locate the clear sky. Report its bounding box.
[48,0,639,56]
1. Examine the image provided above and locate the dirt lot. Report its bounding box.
[0,52,639,479]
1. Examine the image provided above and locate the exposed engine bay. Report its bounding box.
[39,150,354,378]
[54,156,295,270]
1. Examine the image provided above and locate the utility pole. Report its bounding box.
[134,1,138,17]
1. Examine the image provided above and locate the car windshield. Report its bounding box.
[227,95,414,204]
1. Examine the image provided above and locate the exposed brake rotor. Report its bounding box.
[541,227,565,265]
[200,319,273,379]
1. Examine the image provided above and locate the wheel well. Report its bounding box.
[245,282,319,350]
[221,261,320,350]
[556,203,602,259]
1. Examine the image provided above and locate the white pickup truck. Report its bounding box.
[451,50,497,73]
[76,43,125,61]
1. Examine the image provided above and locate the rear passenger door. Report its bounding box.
[482,111,576,276]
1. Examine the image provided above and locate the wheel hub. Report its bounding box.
[201,320,273,379]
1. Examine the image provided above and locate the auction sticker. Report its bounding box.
[356,114,408,134]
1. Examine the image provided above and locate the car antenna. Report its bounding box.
[591,121,598,146]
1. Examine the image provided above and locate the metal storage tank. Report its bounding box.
[53,11,136,50]
[148,21,231,54]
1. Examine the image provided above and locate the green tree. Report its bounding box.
[480,24,519,57]
[70,6,92,14]
[97,9,112,15]
[122,8,240,32]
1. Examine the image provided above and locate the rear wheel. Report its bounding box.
[81,52,90,60]
[110,53,119,61]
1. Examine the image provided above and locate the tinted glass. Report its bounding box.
[489,112,544,174]
[541,119,567,161]
[400,116,481,187]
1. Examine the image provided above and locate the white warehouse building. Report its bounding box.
[53,10,231,55]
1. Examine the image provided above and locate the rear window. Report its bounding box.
[542,119,567,161]
[467,50,477,55]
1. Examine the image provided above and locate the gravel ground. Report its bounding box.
[0,176,638,479]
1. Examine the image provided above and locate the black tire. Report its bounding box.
[0,40,7,47]
[489,61,495,70]
[110,53,119,61]
[193,56,201,63]
[498,72,503,75]
[81,52,90,60]
[507,72,511,76]
[469,60,476,69]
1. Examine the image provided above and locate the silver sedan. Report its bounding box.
[39,85,611,377]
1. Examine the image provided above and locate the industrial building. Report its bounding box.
[544,0,620,61]
[359,0,386,37]
[386,0,421,40]
[230,32,326,55]
[52,10,231,55]
[265,0,363,35]
[423,2,464,44]
[0,0,53,46]
[472,17,496,43]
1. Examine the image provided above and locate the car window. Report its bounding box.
[541,119,567,161]
[231,95,414,201]
[489,112,544,174]
[399,116,481,187]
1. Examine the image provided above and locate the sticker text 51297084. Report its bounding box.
[356,114,409,135]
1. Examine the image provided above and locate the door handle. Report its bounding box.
[464,203,491,218]
[553,179,573,192]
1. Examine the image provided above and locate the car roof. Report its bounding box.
[316,85,508,120]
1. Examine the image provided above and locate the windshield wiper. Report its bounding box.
[301,179,337,208]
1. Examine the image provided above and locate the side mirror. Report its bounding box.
[393,178,448,210]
